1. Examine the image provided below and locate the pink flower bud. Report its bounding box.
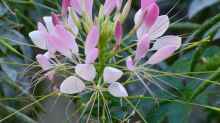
[141,0,156,9]
[115,21,123,46]
[62,0,71,15]
[143,3,159,28]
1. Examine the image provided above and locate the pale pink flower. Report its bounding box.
[126,19,182,70]
[127,6,182,69]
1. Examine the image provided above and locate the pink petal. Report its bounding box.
[135,34,150,61]
[52,13,62,25]
[103,67,123,83]
[141,0,156,9]
[143,3,159,28]
[37,22,47,33]
[45,33,72,58]
[108,82,128,97]
[75,64,96,81]
[70,0,82,15]
[115,21,123,46]
[54,25,79,55]
[85,25,100,54]
[62,0,71,15]
[36,53,52,71]
[37,22,57,56]
[43,16,54,32]
[84,0,93,17]
[45,70,55,80]
[29,31,47,50]
[151,36,182,50]
[103,0,117,16]
[116,0,123,11]
[85,48,99,64]
[136,24,148,40]
[148,15,170,40]
[60,76,86,94]
[67,15,79,36]
[134,9,145,25]
[67,14,79,35]
[146,45,177,65]
[126,56,135,71]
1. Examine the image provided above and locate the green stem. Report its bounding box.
[190,67,220,101]
[186,13,220,42]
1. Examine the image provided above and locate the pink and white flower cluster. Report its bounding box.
[29,0,181,98]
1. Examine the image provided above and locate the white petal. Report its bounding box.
[151,36,182,50]
[137,24,149,40]
[67,14,79,36]
[29,31,47,49]
[60,76,86,94]
[148,15,170,40]
[43,16,54,32]
[146,45,177,65]
[134,9,144,25]
[75,64,96,81]
[108,82,128,97]
[103,67,123,83]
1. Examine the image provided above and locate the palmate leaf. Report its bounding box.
[147,102,191,123]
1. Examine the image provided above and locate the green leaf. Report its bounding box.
[188,0,219,18]
[0,103,37,123]
[187,13,220,42]
[0,37,23,57]
[148,102,190,123]
[0,4,7,17]
[190,67,220,101]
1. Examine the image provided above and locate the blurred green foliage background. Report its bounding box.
[0,0,220,123]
